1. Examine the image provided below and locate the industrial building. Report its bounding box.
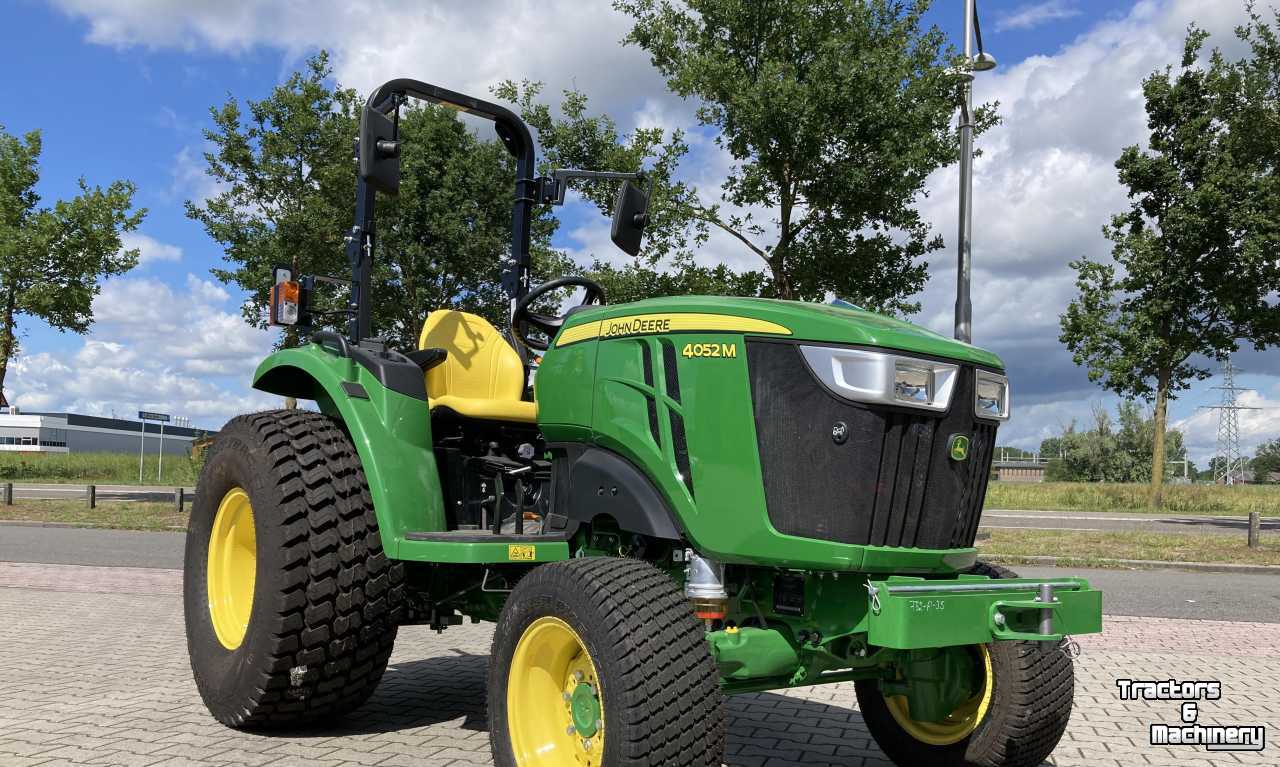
[992,459,1047,483]
[0,411,211,455]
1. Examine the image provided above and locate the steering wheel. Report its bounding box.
[512,276,607,351]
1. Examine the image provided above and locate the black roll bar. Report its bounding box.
[346,79,538,343]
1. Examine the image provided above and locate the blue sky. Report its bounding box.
[3,0,1277,465]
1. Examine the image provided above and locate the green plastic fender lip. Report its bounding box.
[251,344,446,559]
[865,575,1103,649]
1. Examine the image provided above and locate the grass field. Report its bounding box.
[984,481,1280,515]
[978,528,1280,567]
[0,499,188,531]
[0,452,201,485]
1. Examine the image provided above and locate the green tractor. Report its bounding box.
[184,79,1102,767]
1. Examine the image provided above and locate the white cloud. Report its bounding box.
[996,1,1083,33]
[91,274,270,369]
[1174,389,1280,462]
[185,273,229,304]
[7,274,278,428]
[121,230,182,264]
[48,0,675,128]
[169,145,225,206]
[996,393,1119,453]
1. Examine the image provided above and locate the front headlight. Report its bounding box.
[975,370,1010,420]
[799,346,958,413]
[893,362,933,405]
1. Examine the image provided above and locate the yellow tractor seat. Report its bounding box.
[417,310,538,424]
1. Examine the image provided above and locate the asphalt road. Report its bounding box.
[0,525,186,568]
[1,524,1276,623]
[9,483,197,502]
[1014,565,1280,623]
[982,509,1279,536]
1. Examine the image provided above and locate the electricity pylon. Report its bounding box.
[1203,360,1258,485]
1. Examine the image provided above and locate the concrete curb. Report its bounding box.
[0,520,186,532]
[984,508,1256,517]
[987,554,1280,576]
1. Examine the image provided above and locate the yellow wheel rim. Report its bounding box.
[885,645,993,746]
[507,616,605,766]
[206,487,256,650]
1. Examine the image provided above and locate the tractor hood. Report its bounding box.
[557,296,1004,370]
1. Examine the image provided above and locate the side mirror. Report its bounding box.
[359,106,401,195]
[611,179,650,257]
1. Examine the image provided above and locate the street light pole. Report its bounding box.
[955,0,994,344]
[955,0,976,344]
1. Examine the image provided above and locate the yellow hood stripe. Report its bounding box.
[554,313,792,348]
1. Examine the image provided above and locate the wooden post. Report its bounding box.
[175,487,185,513]
[3,483,12,506]
[87,484,96,509]
[1248,512,1261,549]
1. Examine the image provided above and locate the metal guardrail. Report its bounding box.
[1,482,195,511]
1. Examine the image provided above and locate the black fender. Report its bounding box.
[547,443,685,541]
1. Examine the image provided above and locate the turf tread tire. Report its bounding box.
[488,557,726,766]
[185,409,403,728]
[854,561,1075,767]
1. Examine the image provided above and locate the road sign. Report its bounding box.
[137,411,171,482]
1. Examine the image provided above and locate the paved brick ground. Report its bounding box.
[0,563,1276,766]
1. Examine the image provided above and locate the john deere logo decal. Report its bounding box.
[948,434,971,462]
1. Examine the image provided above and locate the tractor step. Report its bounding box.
[404,531,571,543]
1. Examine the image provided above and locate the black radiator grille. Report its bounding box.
[747,341,996,549]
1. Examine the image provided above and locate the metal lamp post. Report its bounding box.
[955,0,996,344]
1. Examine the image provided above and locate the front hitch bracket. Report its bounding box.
[865,576,1102,649]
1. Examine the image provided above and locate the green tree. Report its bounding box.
[188,54,571,352]
[1039,434,1069,460]
[1042,401,1186,483]
[1251,438,1280,483]
[495,81,723,303]
[1059,26,1280,507]
[371,101,568,343]
[186,53,357,348]
[0,126,144,404]
[611,0,996,312]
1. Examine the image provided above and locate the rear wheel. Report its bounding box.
[184,409,403,727]
[488,557,726,766]
[855,562,1075,767]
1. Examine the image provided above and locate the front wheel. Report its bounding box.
[855,562,1075,767]
[488,557,726,766]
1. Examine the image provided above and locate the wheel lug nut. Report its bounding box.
[574,670,584,682]
[563,692,572,702]
[566,725,577,735]
[583,738,592,750]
